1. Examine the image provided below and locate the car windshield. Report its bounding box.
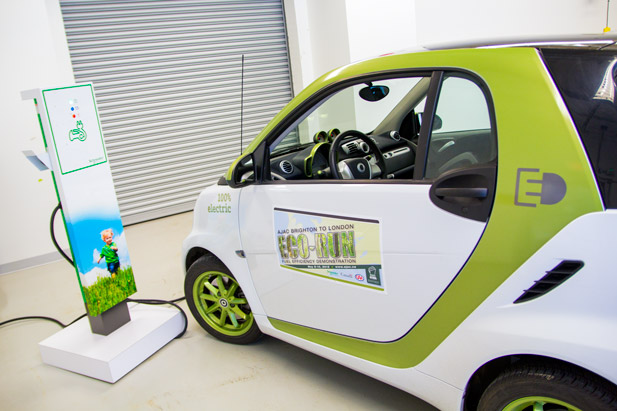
[271,77,427,154]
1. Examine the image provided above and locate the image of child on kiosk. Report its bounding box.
[97,228,120,278]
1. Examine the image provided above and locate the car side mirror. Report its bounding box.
[228,154,255,188]
[433,114,443,131]
[417,112,443,132]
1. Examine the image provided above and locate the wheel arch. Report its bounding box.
[463,354,617,411]
[185,246,215,273]
[185,246,238,275]
[183,245,267,317]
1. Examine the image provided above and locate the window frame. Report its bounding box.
[251,68,497,185]
[420,72,498,180]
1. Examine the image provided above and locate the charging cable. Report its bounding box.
[0,204,188,338]
[50,203,74,266]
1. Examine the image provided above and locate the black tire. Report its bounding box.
[478,362,617,411]
[184,255,262,344]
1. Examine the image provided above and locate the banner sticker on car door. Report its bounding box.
[273,208,384,291]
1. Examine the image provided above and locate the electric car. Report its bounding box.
[182,36,617,410]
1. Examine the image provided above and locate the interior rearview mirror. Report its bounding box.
[359,84,390,102]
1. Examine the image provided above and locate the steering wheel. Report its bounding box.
[329,130,386,179]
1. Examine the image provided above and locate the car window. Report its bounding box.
[271,77,425,155]
[541,48,617,208]
[424,76,495,179]
[267,76,428,181]
[264,73,495,183]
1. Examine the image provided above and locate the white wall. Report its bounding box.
[286,0,617,93]
[284,0,351,93]
[284,0,416,92]
[415,0,617,46]
[0,0,74,273]
[345,0,416,61]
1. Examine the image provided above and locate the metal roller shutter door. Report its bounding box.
[60,0,293,224]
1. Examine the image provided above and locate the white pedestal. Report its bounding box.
[39,302,185,383]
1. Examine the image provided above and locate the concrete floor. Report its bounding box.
[0,212,437,411]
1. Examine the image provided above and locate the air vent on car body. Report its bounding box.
[513,260,584,304]
[279,160,294,174]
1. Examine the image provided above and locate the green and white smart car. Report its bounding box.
[183,36,617,410]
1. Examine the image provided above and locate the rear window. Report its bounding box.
[541,48,617,208]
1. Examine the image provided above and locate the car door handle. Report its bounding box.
[429,165,496,222]
[434,187,488,198]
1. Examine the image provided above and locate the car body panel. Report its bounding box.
[182,186,267,316]
[256,312,465,411]
[183,43,614,410]
[230,47,602,368]
[416,210,617,389]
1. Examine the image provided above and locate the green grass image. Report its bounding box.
[83,266,137,317]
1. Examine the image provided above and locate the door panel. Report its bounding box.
[236,70,497,342]
[238,183,486,341]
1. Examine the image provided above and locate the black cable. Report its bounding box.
[0,203,77,330]
[0,316,67,328]
[50,203,74,266]
[66,313,87,327]
[1,205,189,336]
[1,298,188,339]
[49,202,188,335]
[127,298,188,339]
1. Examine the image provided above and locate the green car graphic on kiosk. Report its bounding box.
[68,120,87,142]
[183,36,617,410]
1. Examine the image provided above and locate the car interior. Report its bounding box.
[237,73,496,184]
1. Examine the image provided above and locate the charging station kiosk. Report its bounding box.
[22,84,184,383]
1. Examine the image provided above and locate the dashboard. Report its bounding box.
[268,130,416,181]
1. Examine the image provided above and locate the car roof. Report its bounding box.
[391,33,617,55]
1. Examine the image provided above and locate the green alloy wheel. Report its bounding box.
[478,362,617,411]
[185,255,262,344]
[502,396,581,411]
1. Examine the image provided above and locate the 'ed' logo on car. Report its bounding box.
[514,168,567,207]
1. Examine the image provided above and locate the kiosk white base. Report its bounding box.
[39,302,185,383]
